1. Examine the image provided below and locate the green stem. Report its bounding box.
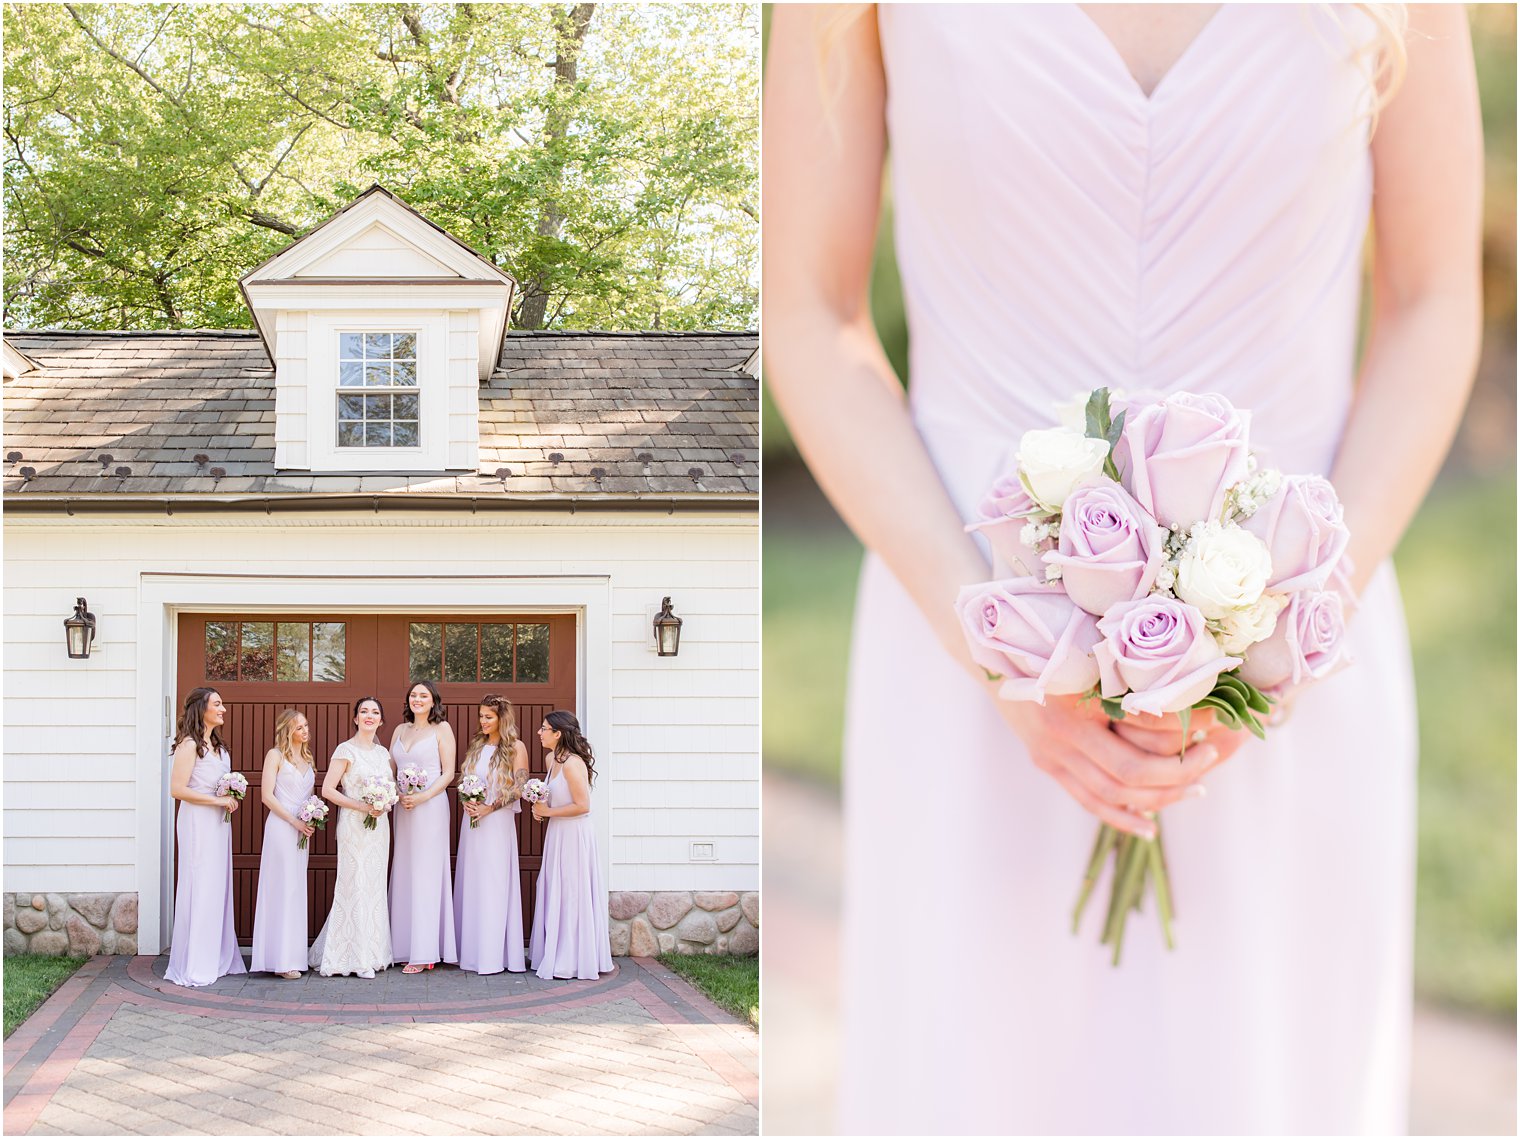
[1100,834,1136,947]
[1072,824,1117,934]
[1108,833,1150,967]
[1147,825,1175,951]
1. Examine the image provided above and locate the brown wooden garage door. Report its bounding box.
[174,613,577,947]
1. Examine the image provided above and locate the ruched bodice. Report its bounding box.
[881,4,1376,494]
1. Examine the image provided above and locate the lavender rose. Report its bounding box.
[1094,596,1241,716]
[965,471,1049,573]
[1041,480,1167,616]
[955,578,1101,704]
[1237,590,1350,691]
[1114,392,1251,530]
[1240,474,1350,593]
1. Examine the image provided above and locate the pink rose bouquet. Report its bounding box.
[357,775,399,831]
[959,388,1353,963]
[457,773,488,828]
[396,765,430,796]
[295,795,328,850]
[214,771,248,823]
[522,778,549,805]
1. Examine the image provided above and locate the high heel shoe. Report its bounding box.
[402,962,434,974]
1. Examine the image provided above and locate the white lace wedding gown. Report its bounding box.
[838,6,1417,1135]
[310,740,394,976]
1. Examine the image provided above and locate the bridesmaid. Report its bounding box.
[529,711,613,981]
[454,695,531,974]
[165,688,246,987]
[250,709,316,978]
[389,679,458,973]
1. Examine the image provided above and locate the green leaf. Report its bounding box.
[1100,696,1127,720]
[983,668,1004,683]
[1084,387,1111,442]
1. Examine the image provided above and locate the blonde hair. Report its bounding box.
[462,695,520,799]
[273,709,313,770]
[814,4,1408,132]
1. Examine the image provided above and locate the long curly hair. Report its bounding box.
[273,709,313,770]
[545,710,597,787]
[401,679,446,724]
[173,688,228,760]
[463,695,521,798]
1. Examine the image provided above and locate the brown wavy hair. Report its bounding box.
[463,695,521,798]
[544,710,597,787]
[401,679,446,724]
[173,688,229,760]
[273,709,313,769]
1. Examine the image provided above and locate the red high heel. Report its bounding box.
[402,962,434,974]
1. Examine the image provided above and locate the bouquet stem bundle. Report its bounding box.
[1073,822,1175,966]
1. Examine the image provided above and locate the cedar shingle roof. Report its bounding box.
[1,329,756,501]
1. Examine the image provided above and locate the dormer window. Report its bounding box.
[338,332,420,448]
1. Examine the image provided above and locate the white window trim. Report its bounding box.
[307,311,448,471]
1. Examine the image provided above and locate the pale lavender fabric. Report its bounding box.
[388,729,457,965]
[165,747,246,987]
[840,6,1416,1135]
[250,759,315,974]
[529,766,612,981]
[452,745,527,974]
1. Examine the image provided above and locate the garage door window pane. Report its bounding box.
[516,624,550,683]
[313,623,346,682]
[445,623,478,682]
[240,623,275,682]
[276,623,310,681]
[481,624,514,682]
[410,623,442,682]
[206,623,238,681]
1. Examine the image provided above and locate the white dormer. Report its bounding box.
[240,186,516,472]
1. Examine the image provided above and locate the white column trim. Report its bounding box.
[136,572,612,955]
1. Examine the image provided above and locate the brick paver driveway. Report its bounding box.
[4,956,757,1136]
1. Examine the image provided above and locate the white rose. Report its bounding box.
[1175,524,1272,619]
[1214,593,1288,654]
[1016,428,1111,512]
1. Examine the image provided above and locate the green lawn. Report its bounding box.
[4,954,87,1038]
[658,953,759,1028]
[764,470,1517,1018]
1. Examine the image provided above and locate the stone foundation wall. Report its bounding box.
[3,892,138,956]
[608,891,757,956]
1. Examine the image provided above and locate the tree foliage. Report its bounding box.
[3,3,758,331]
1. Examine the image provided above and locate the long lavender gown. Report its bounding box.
[453,745,527,974]
[165,747,246,987]
[838,7,1418,1134]
[529,764,612,981]
[250,757,315,974]
[389,729,457,966]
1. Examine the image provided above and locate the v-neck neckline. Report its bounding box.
[1071,4,1230,106]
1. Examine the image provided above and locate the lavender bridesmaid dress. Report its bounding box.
[838,7,1417,1134]
[389,730,457,966]
[529,764,612,981]
[452,745,527,974]
[250,758,315,974]
[165,747,246,987]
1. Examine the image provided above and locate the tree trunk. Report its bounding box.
[515,2,595,331]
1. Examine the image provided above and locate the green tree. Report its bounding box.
[3,3,757,331]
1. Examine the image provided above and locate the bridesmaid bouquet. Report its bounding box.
[457,773,487,828]
[296,795,328,849]
[396,765,430,796]
[357,775,399,830]
[214,772,248,823]
[522,778,549,805]
[957,388,1353,964]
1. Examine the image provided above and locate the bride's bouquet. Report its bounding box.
[357,775,399,831]
[957,389,1353,963]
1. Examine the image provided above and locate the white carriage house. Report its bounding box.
[2,187,759,962]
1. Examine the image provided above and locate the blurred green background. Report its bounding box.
[763,5,1516,1017]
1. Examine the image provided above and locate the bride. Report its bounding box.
[764,4,1480,1134]
[310,696,395,978]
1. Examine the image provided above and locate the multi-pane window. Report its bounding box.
[408,622,550,684]
[337,332,419,448]
[206,621,346,682]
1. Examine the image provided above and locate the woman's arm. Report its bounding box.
[427,722,456,802]
[533,758,590,820]
[1330,4,1482,590]
[259,749,296,826]
[763,7,1202,835]
[500,740,531,805]
[321,752,376,816]
[169,738,235,810]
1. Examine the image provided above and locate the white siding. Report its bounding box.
[4,510,758,926]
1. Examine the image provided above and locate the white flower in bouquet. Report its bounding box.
[1015,427,1111,512]
[1175,522,1272,620]
[1214,593,1289,655]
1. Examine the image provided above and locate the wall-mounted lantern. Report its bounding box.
[64,597,97,659]
[653,597,683,657]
